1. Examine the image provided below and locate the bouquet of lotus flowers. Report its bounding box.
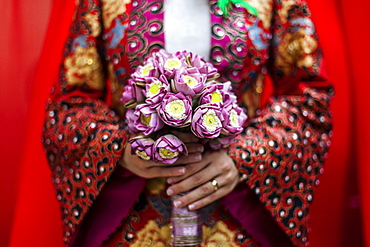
[121,49,247,164]
[121,49,247,246]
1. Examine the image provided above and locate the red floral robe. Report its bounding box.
[42,0,333,246]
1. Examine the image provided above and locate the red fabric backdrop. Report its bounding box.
[1,0,369,246]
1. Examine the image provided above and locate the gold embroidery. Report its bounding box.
[146,177,167,195]
[101,0,131,28]
[201,221,239,247]
[64,46,105,91]
[131,220,172,247]
[85,13,101,37]
[275,29,318,74]
[246,0,273,29]
[277,0,296,23]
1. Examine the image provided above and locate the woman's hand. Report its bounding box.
[119,132,204,179]
[166,149,239,210]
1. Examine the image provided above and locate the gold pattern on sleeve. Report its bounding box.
[131,220,172,247]
[85,13,101,37]
[245,0,273,29]
[275,29,318,74]
[101,0,131,28]
[64,46,105,91]
[201,221,239,247]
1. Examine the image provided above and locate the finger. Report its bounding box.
[186,188,226,210]
[171,179,225,209]
[185,143,204,154]
[173,152,202,166]
[175,177,238,210]
[167,161,206,184]
[167,163,217,194]
[143,166,186,179]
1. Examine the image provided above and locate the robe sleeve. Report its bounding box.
[227,0,333,246]
[41,0,138,245]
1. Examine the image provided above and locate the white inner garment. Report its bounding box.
[164,0,211,60]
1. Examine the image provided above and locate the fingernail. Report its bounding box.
[167,178,173,184]
[194,154,201,161]
[178,167,185,174]
[188,204,195,210]
[174,200,182,208]
[167,188,174,196]
[197,146,204,152]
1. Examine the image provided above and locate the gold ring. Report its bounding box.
[211,179,219,191]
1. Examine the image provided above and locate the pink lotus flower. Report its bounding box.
[131,57,160,81]
[156,50,187,78]
[157,92,192,128]
[125,108,140,134]
[198,81,237,107]
[144,75,170,106]
[191,105,224,139]
[185,51,218,79]
[172,67,206,97]
[129,137,155,161]
[121,81,146,108]
[152,134,188,164]
[221,104,248,136]
[130,104,164,135]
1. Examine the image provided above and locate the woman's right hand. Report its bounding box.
[119,132,204,179]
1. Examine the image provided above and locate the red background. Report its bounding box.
[1,0,369,246]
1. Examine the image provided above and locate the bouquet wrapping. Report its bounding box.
[121,49,247,246]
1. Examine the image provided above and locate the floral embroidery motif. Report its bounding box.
[85,13,101,37]
[105,19,127,49]
[277,0,296,23]
[245,0,273,29]
[64,46,105,90]
[101,0,131,28]
[246,20,269,50]
[276,28,317,74]
[201,221,239,247]
[131,220,172,247]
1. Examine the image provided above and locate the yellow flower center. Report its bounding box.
[147,81,161,98]
[229,109,239,127]
[141,114,152,126]
[183,75,198,87]
[159,148,179,159]
[140,64,154,77]
[202,109,221,132]
[211,91,223,103]
[165,100,186,120]
[135,150,151,160]
[165,58,182,70]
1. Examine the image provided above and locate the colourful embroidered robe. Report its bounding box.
[42,0,333,246]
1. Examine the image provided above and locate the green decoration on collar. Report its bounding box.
[217,0,258,17]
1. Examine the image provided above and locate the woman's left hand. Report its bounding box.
[166,148,239,210]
